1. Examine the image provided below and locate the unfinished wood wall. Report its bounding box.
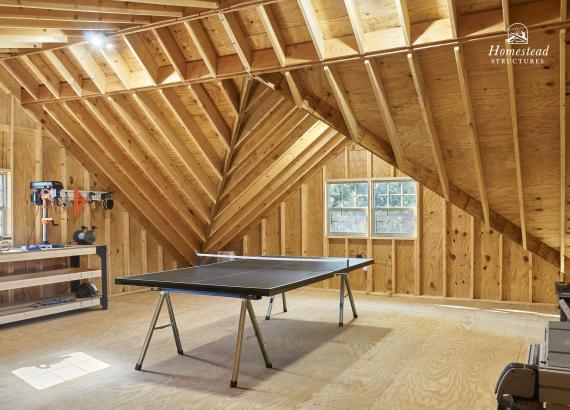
[0,91,179,305]
[226,143,561,305]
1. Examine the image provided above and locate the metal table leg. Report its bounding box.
[339,274,345,327]
[135,292,166,371]
[230,299,248,388]
[282,293,287,312]
[165,292,184,355]
[246,300,272,368]
[265,296,275,320]
[344,275,358,319]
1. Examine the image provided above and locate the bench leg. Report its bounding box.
[246,300,272,368]
[230,299,247,388]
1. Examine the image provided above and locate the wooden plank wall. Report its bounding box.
[227,143,561,305]
[0,90,178,305]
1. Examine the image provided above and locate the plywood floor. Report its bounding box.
[0,290,558,409]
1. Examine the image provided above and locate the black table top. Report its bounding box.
[115,256,373,297]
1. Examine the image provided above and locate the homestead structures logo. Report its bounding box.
[489,23,549,64]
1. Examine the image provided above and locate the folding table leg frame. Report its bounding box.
[135,290,183,371]
[265,292,287,320]
[338,275,358,327]
[231,298,272,387]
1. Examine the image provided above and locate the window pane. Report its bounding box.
[388,195,402,207]
[374,209,416,236]
[402,195,416,208]
[388,182,401,194]
[402,181,416,194]
[374,182,387,195]
[329,209,367,234]
[375,194,387,207]
[328,182,367,209]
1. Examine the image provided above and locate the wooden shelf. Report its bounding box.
[0,245,97,263]
[0,296,101,326]
[0,268,102,292]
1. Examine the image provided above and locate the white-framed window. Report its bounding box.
[326,181,369,236]
[372,179,417,238]
[0,169,12,242]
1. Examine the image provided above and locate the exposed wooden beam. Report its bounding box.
[218,79,239,115]
[297,0,324,60]
[284,70,303,108]
[20,54,60,98]
[0,58,39,99]
[123,33,159,86]
[0,8,166,25]
[395,0,411,47]
[68,44,105,94]
[219,12,251,70]
[134,91,217,202]
[99,44,132,90]
[160,87,223,179]
[453,45,490,227]
[44,50,82,96]
[39,103,198,258]
[257,4,286,67]
[502,0,510,29]
[0,19,133,31]
[560,29,567,274]
[184,19,218,77]
[505,42,527,249]
[111,0,218,8]
[82,96,208,245]
[108,93,211,225]
[189,83,231,150]
[153,26,187,81]
[407,53,449,201]
[447,0,458,39]
[343,0,365,53]
[0,1,184,17]
[323,65,358,141]
[364,59,405,169]
[63,99,203,252]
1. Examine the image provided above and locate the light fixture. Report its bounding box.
[86,32,113,50]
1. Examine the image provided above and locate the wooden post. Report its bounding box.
[260,218,267,256]
[442,200,449,298]
[141,228,148,273]
[301,183,307,256]
[499,234,504,301]
[414,182,422,296]
[279,202,286,256]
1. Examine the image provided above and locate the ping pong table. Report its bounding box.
[115,253,373,387]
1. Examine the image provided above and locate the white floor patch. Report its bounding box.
[12,352,110,390]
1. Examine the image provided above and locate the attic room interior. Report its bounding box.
[0,0,569,408]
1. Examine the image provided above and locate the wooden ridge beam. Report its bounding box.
[453,45,490,227]
[323,65,358,141]
[219,12,251,70]
[134,91,217,202]
[364,59,405,170]
[82,96,209,246]
[344,0,365,54]
[63,99,203,252]
[447,0,458,39]
[297,0,324,61]
[107,93,211,225]
[38,103,197,259]
[268,72,569,269]
[160,87,223,179]
[257,4,286,67]
[207,131,348,251]
[189,83,231,150]
[185,19,218,77]
[505,43,527,249]
[407,53,449,201]
[68,44,105,94]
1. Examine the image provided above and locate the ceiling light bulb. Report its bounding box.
[105,42,114,50]
[87,32,104,47]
